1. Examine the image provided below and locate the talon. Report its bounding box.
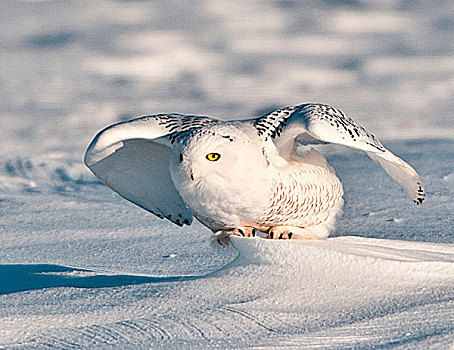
[266,226,320,240]
[252,229,256,237]
[231,227,256,238]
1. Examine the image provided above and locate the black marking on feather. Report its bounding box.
[151,211,164,219]
[148,202,191,225]
[253,106,296,141]
[417,183,425,194]
[414,182,425,205]
[131,113,219,144]
[173,127,235,144]
[300,104,386,152]
[222,135,234,142]
[254,103,386,152]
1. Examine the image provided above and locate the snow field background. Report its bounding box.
[0,0,453,348]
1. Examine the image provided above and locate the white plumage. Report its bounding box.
[85,103,425,242]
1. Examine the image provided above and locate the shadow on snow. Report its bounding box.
[0,264,203,295]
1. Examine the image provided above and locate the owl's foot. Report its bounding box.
[212,227,257,247]
[212,231,231,246]
[231,227,257,238]
[267,226,318,240]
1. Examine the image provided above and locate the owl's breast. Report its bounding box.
[258,162,344,229]
[171,164,272,232]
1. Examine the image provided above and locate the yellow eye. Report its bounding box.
[206,153,221,161]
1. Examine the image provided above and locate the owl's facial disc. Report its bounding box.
[171,124,268,187]
[175,134,237,182]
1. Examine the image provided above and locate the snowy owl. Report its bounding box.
[85,103,425,243]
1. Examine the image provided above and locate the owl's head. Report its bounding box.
[170,122,268,186]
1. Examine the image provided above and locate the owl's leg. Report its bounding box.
[267,226,319,240]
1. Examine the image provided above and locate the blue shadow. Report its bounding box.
[0,264,201,295]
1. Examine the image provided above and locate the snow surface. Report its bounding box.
[1,0,453,348]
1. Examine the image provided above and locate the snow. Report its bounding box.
[1,0,453,348]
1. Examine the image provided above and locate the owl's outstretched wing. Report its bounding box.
[253,103,425,205]
[85,114,219,226]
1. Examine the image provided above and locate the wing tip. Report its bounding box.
[414,198,425,205]
[151,210,193,227]
[413,182,426,205]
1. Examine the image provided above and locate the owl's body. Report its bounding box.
[85,104,425,242]
[170,121,343,239]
